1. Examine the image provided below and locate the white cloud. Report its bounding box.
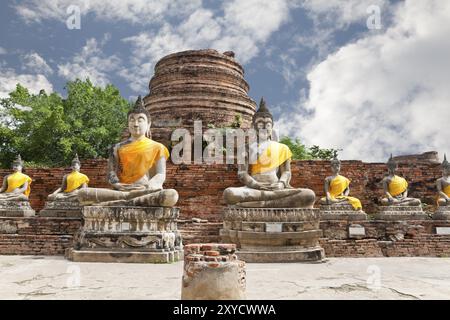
[121,0,290,92]
[0,67,53,98]
[57,36,120,87]
[22,52,53,75]
[0,47,7,55]
[277,0,450,161]
[15,0,202,25]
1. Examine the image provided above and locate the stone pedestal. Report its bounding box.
[66,206,183,263]
[181,243,246,300]
[0,201,35,217]
[220,207,325,263]
[39,201,82,217]
[375,206,429,220]
[320,204,367,221]
[433,206,450,220]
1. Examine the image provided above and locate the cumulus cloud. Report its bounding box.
[0,67,53,98]
[277,0,450,161]
[15,0,201,25]
[121,0,290,92]
[57,36,120,87]
[22,52,53,75]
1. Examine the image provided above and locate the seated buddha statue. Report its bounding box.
[223,98,316,208]
[48,154,89,201]
[0,155,32,201]
[380,155,421,206]
[77,96,178,207]
[437,154,450,206]
[319,156,362,211]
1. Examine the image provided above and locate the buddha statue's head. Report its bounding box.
[252,97,273,142]
[127,95,151,139]
[330,156,341,175]
[387,154,398,174]
[71,153,81,172]
[442,154,450,176]
[12,154,24,172]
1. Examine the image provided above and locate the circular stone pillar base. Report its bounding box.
[221,207,325,263]
[181,243,246,300]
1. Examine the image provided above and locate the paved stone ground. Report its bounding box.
[1,256,449,300]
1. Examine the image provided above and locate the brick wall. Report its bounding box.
[1,159,442,220]
[0,217,81,255]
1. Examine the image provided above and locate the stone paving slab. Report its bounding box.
[0,256,449,300]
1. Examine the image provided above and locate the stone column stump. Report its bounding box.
[181,243,246,300]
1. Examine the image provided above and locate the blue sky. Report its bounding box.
[0,0,448,161]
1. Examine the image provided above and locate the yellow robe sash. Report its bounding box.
[118,137,169,184]
[64,171,89,193]
[444,185,450,197]
[250,141,293,175]
[6,172,32,196]
[388,175,408,197]
[437,184,450,206]
[328,175,362,210]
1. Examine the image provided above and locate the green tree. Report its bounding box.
[0,79,131,168]
[279,136,340,160]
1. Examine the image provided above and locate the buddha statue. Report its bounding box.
[380,155,421,206]
[319,156,362,211]
[0,154,32,201]
[223,98,316,208]
[77,96,178,207]
[436,154,450,207]
[48,154,89,201]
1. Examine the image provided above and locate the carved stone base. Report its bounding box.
[0,201,35,217]
[220,207,325,263]
[65,205,183,263]
[320,204,367,221]
[433,206,450,220]
[39,201,82,217]
[374,205,429,220]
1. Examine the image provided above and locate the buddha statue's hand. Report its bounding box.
[112,183,141,191]
[265,182,285,191]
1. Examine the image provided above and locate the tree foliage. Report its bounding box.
[0,79,131,168]
[279,136,339,160]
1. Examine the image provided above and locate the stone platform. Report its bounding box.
[0,201,35,217]
[39,201,82,218]
[320,204,367,221]
[433,206,450,220]
[220,207,325,263]
[66,206,183,263]
[374,206,429,220]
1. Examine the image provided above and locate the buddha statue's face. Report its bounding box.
[12,163,22,172]
[128,112,150,138]
[72,163,81,172]
[387,163,397,174]
[253,116,273,142]
[331,162,341,174]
